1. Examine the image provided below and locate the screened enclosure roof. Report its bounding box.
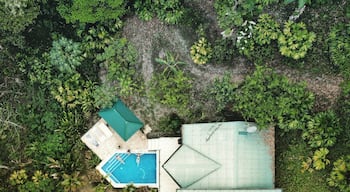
[98,100,143,141]
[163,122,278,191]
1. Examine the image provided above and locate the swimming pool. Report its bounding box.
[97,151,159,188]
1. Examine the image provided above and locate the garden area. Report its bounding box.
[0,0,350,191]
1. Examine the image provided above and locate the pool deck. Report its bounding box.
[81,119,148,160]
[82,119,180,191]
[148,138,181,192]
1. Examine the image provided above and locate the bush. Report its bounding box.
[214,0,278,33]
[327,155,350,192]
[302,111,340,148]
[278,21,316,60]
[234,65,314,130]
[236,20,256,57]
[328,24,350,79]
[134,0,184,24]
[254,14,281,46]
[212,38,236,64]
[93,84,117,109]
[190,37,212,65]
[97,38,140,98]
[149,53,192,115]
[207,73,237,112]
[150,71,192,115]
[157,113,183,134]
[57,0,126,24]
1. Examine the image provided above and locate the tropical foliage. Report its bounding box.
[149,53,192,115]
[328,24,350,79]
[134,0,184,24]
[0,1,349,192]
[327,155,350,192]
[190,37,213,65]
[302,111,340,148]
[208,73,237,112]
[49,37,83,74]
[234,65,314,130]
[278,21,316,60]
[57,0,126,23]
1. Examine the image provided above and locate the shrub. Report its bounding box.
[212,38,236,64]
[149,53,192,115]
[157,113,183,134]
[328,24,350,79]
[150,71,192,115]
[276,142,331,191]
[302,111,340,148]
[254,14,281,46]
[57,0,126,24]
[190,37,213,65]
[214,0,278,33]
[93,84,117,109]
[234,65,314,130]
[327,155,350,192]
[236,20,256,57]
[134,0,184,24]
[49,37,83,74]
[278,21,316,60]
[50,74,95,111]
[97,38,140,98]
[208,73,237,112]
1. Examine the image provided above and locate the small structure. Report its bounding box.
[98,100,144,141]
[163,121,282,192]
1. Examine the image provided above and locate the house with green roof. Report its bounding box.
[163,121,282,192]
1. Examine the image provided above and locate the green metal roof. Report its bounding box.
[163,122,275,190]
[98,100,143,141]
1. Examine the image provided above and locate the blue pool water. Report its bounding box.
[101,153,157,184]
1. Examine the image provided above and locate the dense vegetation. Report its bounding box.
[0,0,349,192]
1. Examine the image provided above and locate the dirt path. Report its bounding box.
[122,3,343,124]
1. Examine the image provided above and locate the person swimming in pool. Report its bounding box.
[136,153,141,166]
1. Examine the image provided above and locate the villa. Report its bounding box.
[81,100,282,192]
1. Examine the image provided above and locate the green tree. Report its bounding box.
[234,65,314,130]
[49,37,83,74]
[93,84,118,109]
[0,0,40,48]
[134,0,184,24]
[97,38,140,98]
[57,0,126,24]
[207,73,237,112]
[50,74,95,113]
[157,113,183,134]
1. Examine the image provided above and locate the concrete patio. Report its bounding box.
[81,119,148,160]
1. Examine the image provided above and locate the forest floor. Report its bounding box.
[122,13,343,127]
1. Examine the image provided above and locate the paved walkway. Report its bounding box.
[148,137,181,192]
